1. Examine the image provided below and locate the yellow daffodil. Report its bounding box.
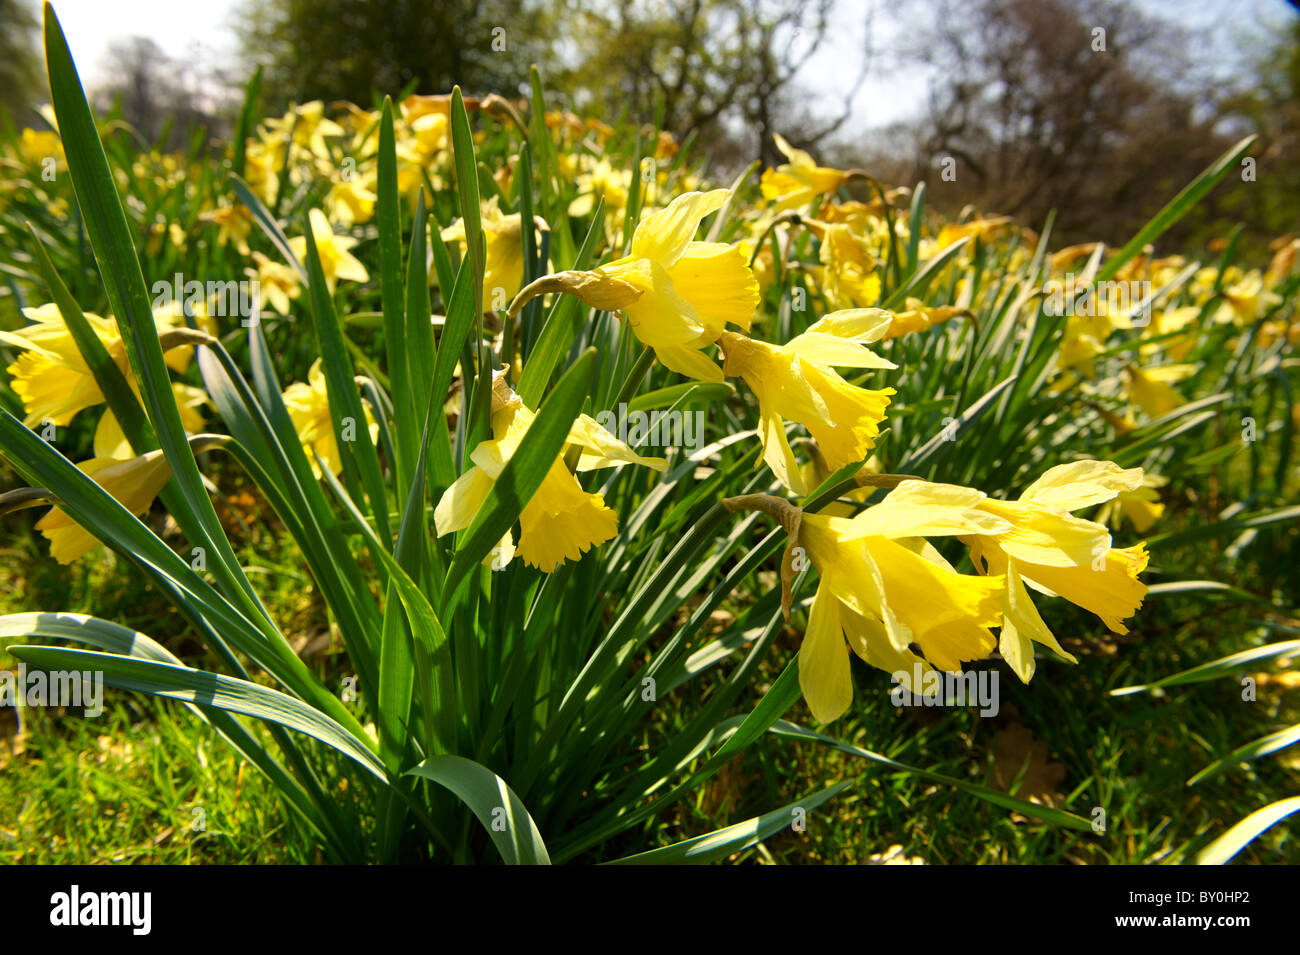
[760,134,849,212]
[1097,472,1167,534]
[326,175,378,227]
[442,197,544,308]
[1122,363,1195,418]
[248,251,302,315]
[567,157,631,219]
[435,374,665,572]
[198,201,253,255]
[283,359,378,478]
[936,215,1013,251]
[963,461,1149,682]
[288,209,369,292]
[883,298,964,340]
[93,383,209,460]
[36,451,172,564]
[1,304,194,427]
[718,309,895,494]
[267,101,344,161]
[728,483,1007,722]
[19,128,64,170]
[514,190,758,381]
[1217,271,1283,325]
[808,221,881,309]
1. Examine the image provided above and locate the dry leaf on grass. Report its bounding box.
[992,722,1066,812]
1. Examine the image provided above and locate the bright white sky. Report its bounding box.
[43,0,1297,130]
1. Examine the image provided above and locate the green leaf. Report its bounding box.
[769,720,1093,830]
[1198,795,1300,865]
[1188,724,1300,787]
[605,781,850,864]
[407,755,550,864]
[43,4,268,628]
[299,210,392,544]
[1097,136,1257,283]
[439,348,598,609]
[8,645,384,778]
[1112,639,1300,695]
[449,87,485,316]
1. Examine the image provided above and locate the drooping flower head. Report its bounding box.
[962,461,1150,682]
[718,309,896,494]
[435,373,666,572]
[510,190,759,382]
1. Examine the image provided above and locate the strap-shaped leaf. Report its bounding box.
[440,347,598,608]
[605,781,850,864]
[408,755,550,864]
[8,645,384,779]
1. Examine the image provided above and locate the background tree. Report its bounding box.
[0,0,44,128]
[95,37,226,148]
[547,0,874,168]
[858,0,1235,247]
[235,0,547,107]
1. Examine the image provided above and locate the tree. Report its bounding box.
[235,0,547,108]
[0,0,44,127]
[865,0,1236,247]
[546,0,874,167]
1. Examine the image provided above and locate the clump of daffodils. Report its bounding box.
[3,104,1190,733]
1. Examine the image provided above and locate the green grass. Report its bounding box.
[2,456,1296,863]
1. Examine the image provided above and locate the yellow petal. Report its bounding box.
[516,466,619,571]
[841,481,1007,540]
[782,332,896,370]
[654,343,723,382]
[433,465,495,535]
[631,189,730,266]
[1017,543,1149,634]
[665,241,759,337]
[1020,460,1145,512]
[799,586,854,723]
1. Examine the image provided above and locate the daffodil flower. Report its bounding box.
[727,483,1007,723]
[288,209,369,292]
[93,383,209,460]
[807,221,881,309]
[509,190,758,381]
[1,304,192,427]
[963,461,1149,682]
[198,201,253,255]
[442,197,546,308]
[936,214,1013,251]
[435,374,665,572]
[1122,363,1195,418]
[36,451,173,564]
[882,298,964,340]
[760,134,850,212]
[1097,472,1167,534]
[326,175,378,227]
[248,251,302,316]
[718,309,896,494]
[282,359,378,478]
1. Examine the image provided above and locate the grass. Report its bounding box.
[2,451,1296,864]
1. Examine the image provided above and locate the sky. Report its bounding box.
[43,0,1299,130]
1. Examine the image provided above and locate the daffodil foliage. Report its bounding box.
[0,3,1295,864]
